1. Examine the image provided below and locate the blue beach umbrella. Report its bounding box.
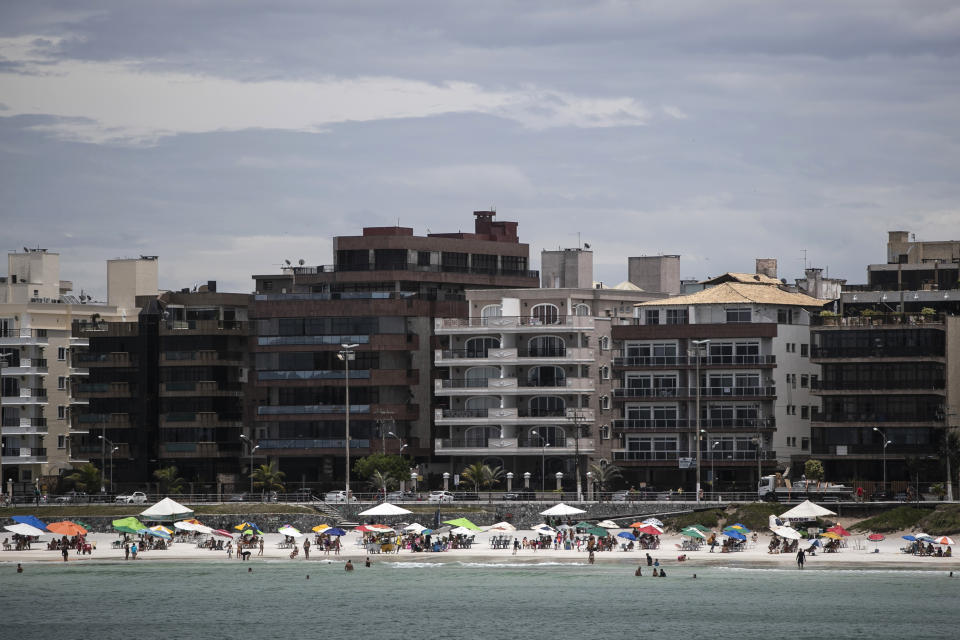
[617,532,637,541]
[902,535,917,542]
[723,530,746,541]
[139,528,171,540]
[326,527,347,537]
[11,515,48,531]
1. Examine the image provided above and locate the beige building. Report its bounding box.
[1,250,156,496]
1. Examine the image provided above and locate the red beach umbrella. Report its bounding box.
[828,525,851,537]
[867,533,885,541]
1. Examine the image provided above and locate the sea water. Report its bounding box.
[1,560,956,638]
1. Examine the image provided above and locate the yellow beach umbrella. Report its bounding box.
[820,531,842,540]
[312,524,331,533]
[150,525,174,535]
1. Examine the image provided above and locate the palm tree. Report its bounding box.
[588,461,622,500]
[368,469,398,497]
[251,462,286,494]
[153,465,185,495]
[482,464,506,489]
[461,462,506,493]
[65,462,101,493]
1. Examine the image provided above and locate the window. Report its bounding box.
[573,303,591,316]
[801,437,809,450]
[645,309,660,325]
[599,424,610,440]
[262,280,273,291]
[801,405,810,419]
[531,304,559,325]
[800,343,809,357]
[599,336,610,351]
[465,337,499,358]
[726,308,751,323]
[57,347,67,361]
[666,309,688,325]
[599,365,610,380]
[600,395,610,410]
[58,405,66,419]
[786,437,796,447]
[58,376,67,390]
[528,335,565,357]
[777,309,791,324]
[57,435,66,449]
[417,251,431,266]
[800,374,809,388]
[480,305,503,323]
[786,404,796,415]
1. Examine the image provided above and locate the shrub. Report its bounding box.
[850,506,926,533]
[918,505,960,535]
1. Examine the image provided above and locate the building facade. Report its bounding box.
[249,211,539,491]
[610,274,827,493]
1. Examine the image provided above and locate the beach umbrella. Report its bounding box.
[140,497,194,522]
[358,503,412,517]
[582,525,608,537]
[326,527,347,537]
[867,533,885,541]
[617,531,637,541]
[234,522,263,535]
[771,525,803,540]
[597,520,620,529]
[540,503,586,516]
[211,529,235,539]
[442,518,482,531]
[932,536,954,545]
[902,535,917,542]
[725,523,751,533]
[573,521,596,530]
[690,524,713,533]
[723,530,746,541]
[4,523,46,537]
[681,527,706,540]
[486,522,516,532]
[11,515,48,531]
[915,533,934,542]
[533,524,556,535]
[450,526,475,536]
[46,521,88,536]
[827,525,851,537]
[278,525,304,538]
[404,522,427,533]
[312,524,331,533]
[642,518,664,527]
[820,531,842,540]
[636,525,663,536]
[150,525,174,535]
[142,527,171,540]
[113,517,147,534]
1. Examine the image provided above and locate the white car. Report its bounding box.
[115,491,147,504]
[324,490,357,503]
[428,490,455,504]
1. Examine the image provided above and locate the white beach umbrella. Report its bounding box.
[4,523,46,537]
[450,526,475,536]
[771,525,803,540]
[779,500,837,520]
[597,520,620,529]
[278,526,305,538]
[487,521,517,531]
[404,522,427,533]
[358,502,413,517]
[540,503,587,516]
[642,518,664,527]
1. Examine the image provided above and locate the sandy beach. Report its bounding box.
[4,527,958,571]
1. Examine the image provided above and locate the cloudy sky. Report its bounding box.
[2,1,959,298]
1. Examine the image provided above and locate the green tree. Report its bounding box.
[461,462,505,492]
[368,469,399,495]
[939,429,960,501]
[64,462,101,492]
[804,459,825,482]
[588,461,622,498]
[353,454,410,484]
[251,462,286,493]
[153,465,185,495]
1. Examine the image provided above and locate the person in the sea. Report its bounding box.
[659,568,666,577]
[365,556,371,567]
[635,566,642,576]
[796,548,805,569]
[345,560,354,571]
[651,568,659,577]
[646,553,653,566]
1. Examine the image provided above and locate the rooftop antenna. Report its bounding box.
[801,248,808,270]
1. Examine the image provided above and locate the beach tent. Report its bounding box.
[113,517,147,534]
[442,518,482,531]
[358,503,412,517]
[11,515,48,531]
[4,523,46,537]
[540,503,586,516]
[140,497,194,521]
[779,500,836,520]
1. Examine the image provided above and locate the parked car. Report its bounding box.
[115,491,147,504]
[228,493,250,502]
[427,490,455,503]
[292,488,315,501]
[386,491,417,502]
[56,491,87,504]
[503,491,535,501]
[453,491,479,501]
[324,490,357,503]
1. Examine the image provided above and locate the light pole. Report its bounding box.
[874,426,892,494]
[531,430,549,493]
[98,435,116,492]
[0,355,7,499]
[386,431,407,454]
[240,434,259,494]
[567,410,587,501]
[338,343,358,502]
[690,339,710,503]
[711,441,720,499]
[376,410,394,455]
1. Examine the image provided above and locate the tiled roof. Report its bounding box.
[636,282,828,307]
[700,272,784,286]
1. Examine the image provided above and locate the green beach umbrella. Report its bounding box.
[113,517,147,534]
[442,518,482,531]
[691,524,712,533]
[574,520,597,530]
[582,525,608,537]
[681,527,706,539]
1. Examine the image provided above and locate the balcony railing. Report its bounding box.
[612,450,776,462]
[811,379,945,391]
[811,346,944,359]
[257,405,371,416]
[811,312,944,327]
[810,410,941,424]
[613,417,776,430]
[257,439,371,450]
[437,315,593,329]
[613,354,776,367]
[613,386,776,399]
[320,262,539,279]
[258,370,371,381]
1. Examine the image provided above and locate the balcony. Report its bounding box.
[436,315,594,333]
[1,447,48,464]
[435,437,594,456]
[73,412,133,430]
[435,377,595,396]
[75,352,136,367]
[160,320,248,335]
[160,380,244,396]
[613,386,776,400]
[257,439,371,454]
[73,443,132,460]
[1,417,48,435]
[811,312,944,328]
[435,347,596,366]
[0,329,48,346]
[612,354,776,368]
[2,389,49,405]
[256,404,372,416]
[160,441,244,458]
[159,412,243,427]
[74,381,132,399]
[811,379,945,395]
[161,350,245,366]
[612,417,776,431]
[434,407,595,425]
[1,358,48,375]
[611,450,776,463]
[810,409,941,427]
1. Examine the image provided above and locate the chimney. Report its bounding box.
[755,258,777,279]
[207,280,217,293]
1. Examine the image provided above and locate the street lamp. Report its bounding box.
[711,441,720,499]
[690,339,710,503]
[240,434,259,494]
[874,427,892,494]
[568,410,586,501]
[0,355,8,499]
[98,435,117,493]
[386,431,407,454]
[376,410,394,455]
[338,343,358,503]
[531,430,549,493]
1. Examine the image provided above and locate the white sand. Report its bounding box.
[4,529,958,570]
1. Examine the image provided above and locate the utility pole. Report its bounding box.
[690,339,710,503]
[568,409,586,501]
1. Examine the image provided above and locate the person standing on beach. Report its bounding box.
[124,543,130,560]
[303,539,310,560]
[61,546,69,562]
[131,543,138,560]
[796,548,805,569]
[258,538,265,557]
[646,553,653,566]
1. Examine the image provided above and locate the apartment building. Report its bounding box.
[249,211,539,490]
[610,272,828,492]
[70,284,250,489]
[432,285,663,495]
[809,230,960,489]
[0,250,138,493]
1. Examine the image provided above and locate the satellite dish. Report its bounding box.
[298,259,305,266]
[285,259,291,266]
[584,243,591,249]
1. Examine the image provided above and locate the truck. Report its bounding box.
[757,475,854,502]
